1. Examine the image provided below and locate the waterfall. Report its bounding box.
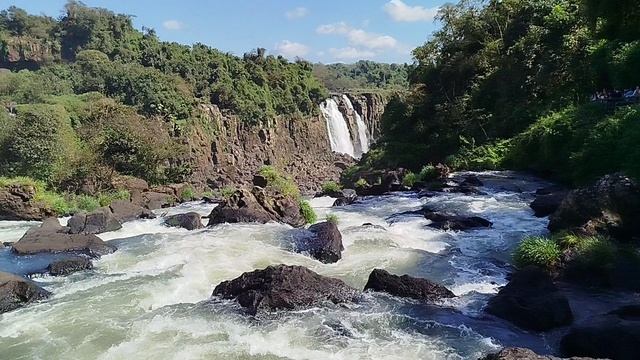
[320,98,356,158]
[342,95,370,155]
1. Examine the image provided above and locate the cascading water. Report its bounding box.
[320,99,355,158]
[342,95,370,155]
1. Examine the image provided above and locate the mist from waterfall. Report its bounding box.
[320,98,356,158]
[342,95,370,155]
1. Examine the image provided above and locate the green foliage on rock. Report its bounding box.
[325,213,339,225]
[514,236,562,271]
[299,200,317,225]
[259,166,300,198]
[321,181,342,194]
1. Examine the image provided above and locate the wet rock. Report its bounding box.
[332,189,358,207]
[212,264,359,315]
[479,347,594,360]
[207,187,305,228]
[560,305,640,360]
[361,223,387,231]
[460,175,483,187]
[351,169,406,196]
[67,207,122,234]
[0,271,50,314]
[0,184,55,221]
[486,266,573,331]
[424,210,492,231]
[531,190,568,218]
[47,257,93,276]
[296,221,343,263]
[364,269,455,302]
[109,200,156,223]
[164,212,204,230]
[140,191,175,210]
[12,218,116,257]
[549,173,640,240]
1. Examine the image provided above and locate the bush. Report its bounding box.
[258,166,300,198]
[97,189,130,206]
[180,186,196,202]
[325,213,339,225]
[321,181,342,194]
[513,236,562,270]
[557,234,617,269]
[299,200,317,224]
[73,195,100,212]
[355,178,369,188]
[417,164,440,181]
[402,171,418,188]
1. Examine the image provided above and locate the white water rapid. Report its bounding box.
[1,172,603,359]
[342,95,370,156]
[320,98,356,158]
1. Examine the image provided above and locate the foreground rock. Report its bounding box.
[212,264,359,315]
[295,222,343,263]
[560,305,640,360]
[364,269,455,302]
[68,207,123,235]
[208,188,305,227]
[549,173,640,239]
[486,266,573,331]
[0,272,50,314]
[332,189,358,207]
[47,257,93,276]
[0,184,55,221]
[164,212,204,230]
[12,218,116,257]
[479,347,596,360]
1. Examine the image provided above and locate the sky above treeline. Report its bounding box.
[5,0,446,64]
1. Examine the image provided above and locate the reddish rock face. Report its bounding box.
[0,185,55,221]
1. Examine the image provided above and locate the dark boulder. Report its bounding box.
[208,187,305,228]
[0,272,50,313]
[486,266,573,331]
[479,347,594,360]
[549,173,640,239]
[364,269,455,301]
[140,191,175,210]
[560,305,640,360]
[47,257,93,276]
[332,189,358,207]
[252,174,269,188]
[531,191,568,218]
[67,207,122,234]
[109,200,156,223]
[212,264,359,315]
[0,184,55,221]
[296,221,343,263]
[424,210,492,231]
[164,212,204,230]
[12,218,116,257]
[352,169,406,196]
[460,175,483,187]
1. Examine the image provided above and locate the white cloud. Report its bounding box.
[329,47,376,60]
[162,19,184,30]
[285,7,309,19]
[316,22,398,50]
[274,40,310,59]
[384,0,438,22]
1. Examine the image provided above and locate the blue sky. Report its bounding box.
[4,0,446,63]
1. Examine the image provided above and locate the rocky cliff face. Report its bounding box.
[1,36,56,69]
[185,93,387,194]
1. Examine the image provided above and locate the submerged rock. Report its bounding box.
[479,347,594,360]
[486,266,573,331]
[0,271,50,314]
[47,257,93,276]
[560,305,640,360]
[364,269,455,301]
[424,210,492,231]
[549,173,640,239]
[0,184,55,221]
[295,221,343,263]
[212,264,359,315]
[12,218,116,257]
[67,207,122,235]
[164,212,204,230]
[207,187,305,227]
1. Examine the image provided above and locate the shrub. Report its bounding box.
[259,166,300,198]
[355,178,369,188]
[73,195,100,212]
[418,165,439,181]
[97,189,130,206]
[180,186,196,202]
[402,171,418,187]
[325,213,339,225]
[513,236,562,270]
[299,200,317,224]
[321,181,342,194]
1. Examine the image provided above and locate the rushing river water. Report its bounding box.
[0,172,582,359]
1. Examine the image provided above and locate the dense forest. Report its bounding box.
[313,61,410,91]
[369,0,640,186]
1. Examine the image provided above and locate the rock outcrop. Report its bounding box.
[12,218,116,257]
[212,264,359,315]
[479,347,595,360]
[207,187,305,227]
[549,173,640,239]
[295,221,344,263]
[164,212,204,230]
[0,184,55,221]
[331,189,358,207]
[486,266,573,331]
[0,272,50,314]
[364,269,455,302]
[47,257,93,276]
[560,305,640,360]
[530,186,569,218]
[67,207,123,235]
[108,200,156,223]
